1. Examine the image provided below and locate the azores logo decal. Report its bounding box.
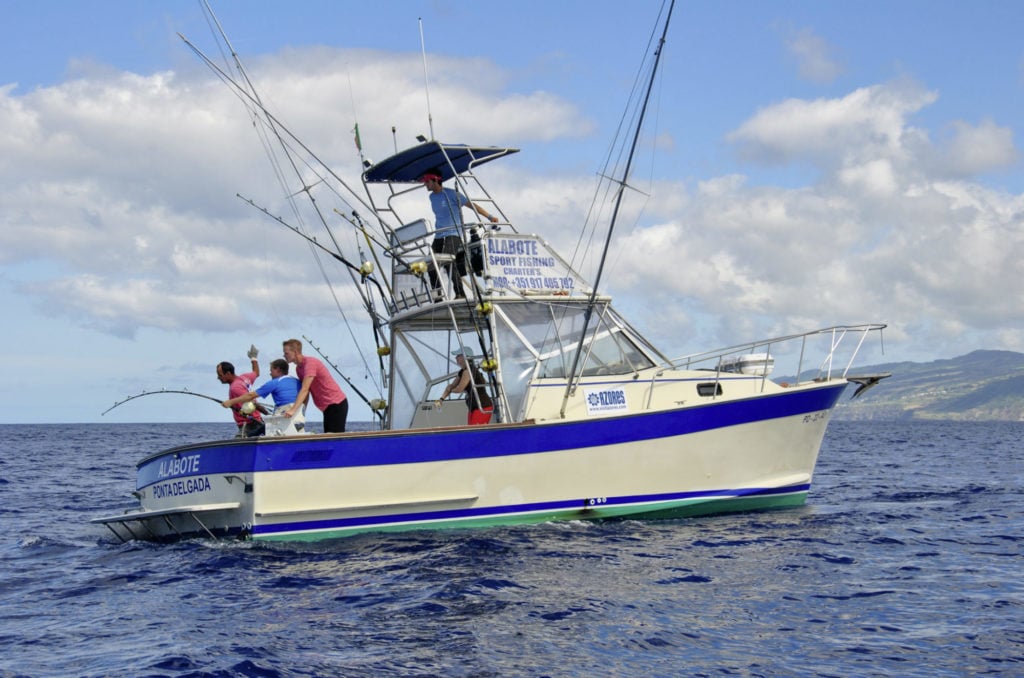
[584,387,628,415]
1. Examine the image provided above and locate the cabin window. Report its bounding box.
[519,307,655,378]
[535,330,653,378]
[697,382,723,397]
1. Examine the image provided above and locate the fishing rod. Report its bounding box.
[237,194,390,304]
[333,207,394,300]
[239,194,392,393]
[179,30,380,226]
[102,389,224,416]
[302,335,386,424]
[194,12,394,404]
[343,209,393,296]
[338,208,392,385]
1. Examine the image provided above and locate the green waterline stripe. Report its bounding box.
[253,491,809,542]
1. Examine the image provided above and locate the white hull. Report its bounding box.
[94,379,844,542]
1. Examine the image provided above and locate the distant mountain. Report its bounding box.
[831,349,1024,421]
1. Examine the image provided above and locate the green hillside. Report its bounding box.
[831,350,1024,421]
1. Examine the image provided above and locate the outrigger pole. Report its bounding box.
[187,5,394,407]
[178,32,378,224]
[560,0,675,419]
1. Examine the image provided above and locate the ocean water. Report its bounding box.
[0,420,1021,677]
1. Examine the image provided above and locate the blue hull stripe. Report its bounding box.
[250,483,812,536]
[137,384,845,489]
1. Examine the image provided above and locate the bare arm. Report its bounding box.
[285,375,314,417]
[442,370,471,398]
[467,201,499,223]
[221,391,258,409]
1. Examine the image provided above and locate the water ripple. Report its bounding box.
[0,421,1020,676]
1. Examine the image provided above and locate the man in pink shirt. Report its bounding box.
[282,338,348,433]
[216,353,265,438]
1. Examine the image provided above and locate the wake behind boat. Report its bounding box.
[93,3,887,543]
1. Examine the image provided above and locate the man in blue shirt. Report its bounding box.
[222,358,305,435]
[421,168,498,298]
[222,358,300,413]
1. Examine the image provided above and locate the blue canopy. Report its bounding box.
[363,141,518,184]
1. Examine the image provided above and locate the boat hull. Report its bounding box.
[93,381,845,542]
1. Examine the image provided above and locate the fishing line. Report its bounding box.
[183,19,391,400]
[418,18,436,140]
[236,195,387,396]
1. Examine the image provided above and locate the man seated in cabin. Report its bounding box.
[221,358,305,432]
[216,348,265,438]
[420,168,498,299]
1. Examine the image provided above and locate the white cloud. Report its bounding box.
[728,81,938,172]
[784,27,843,83]
[608,82,1024,360]
[837,158,898,196]
[937,119,1018,176]
[34,275,245,337]
[0,46,591,341]
[1,40,1023,415]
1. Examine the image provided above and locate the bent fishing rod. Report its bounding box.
[102,389,224,416]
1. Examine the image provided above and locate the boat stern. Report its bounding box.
[92,440,259,542]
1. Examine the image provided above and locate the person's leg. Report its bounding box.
[323,399,349,433]
[428,238,444,290]
[337,399,348,431]
[243,419,266,437]
[468,407,493,425]
[441,236,466,297]
[452,247,467,297]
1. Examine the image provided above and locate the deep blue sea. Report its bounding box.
[1,420,1021,677]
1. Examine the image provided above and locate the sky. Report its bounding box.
[2,0,1022,424]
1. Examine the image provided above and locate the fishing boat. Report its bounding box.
[92,2,887,543]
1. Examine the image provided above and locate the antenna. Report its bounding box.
[418,17,436,140]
